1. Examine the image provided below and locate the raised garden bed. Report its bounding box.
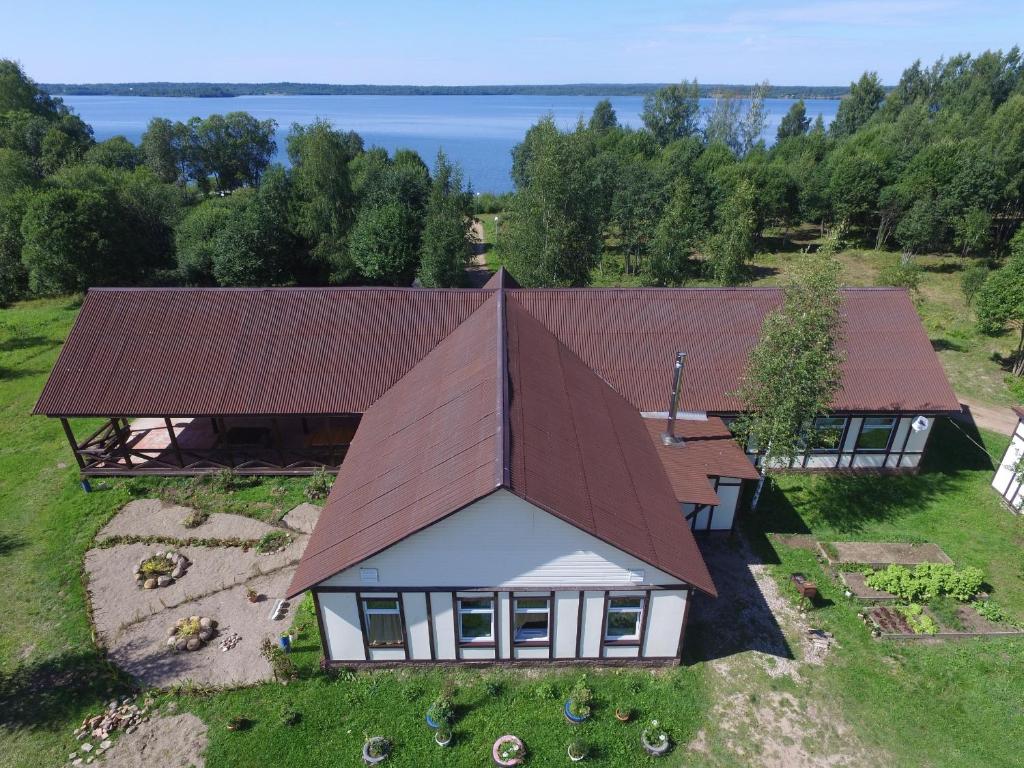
[820,541,952,568]
[840,571,898,602]
[865,605,1024,640]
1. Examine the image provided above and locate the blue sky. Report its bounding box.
[3,0,1022,85]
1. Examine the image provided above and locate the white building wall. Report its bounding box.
[643,590,687,657]
[992,419,1024,511]
[318,592,364,661]
[554,591,580,658]
[320,489,675,588]
[579,591,605,658]
[430,592,457,660]
[403,592,432,660]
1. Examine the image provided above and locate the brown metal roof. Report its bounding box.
[483,267,520,289]
[504,296,715,595]
[36,286,958,418]
[287,294,503,597]
[34,287,491,417]
[287,290,717,597]
[509,287,960,414]
[643,417,761,506]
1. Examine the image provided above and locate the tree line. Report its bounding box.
[0,60,474,303]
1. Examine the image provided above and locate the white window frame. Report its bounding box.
[361,597,403,648]
[512,596,550,643]
[809,416,847,453]
[457,597,494,644]
[604,595,644,642]
[856,416,897,453]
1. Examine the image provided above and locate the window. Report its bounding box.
[513,597,550,643]
[605,596,644,642]
[362,598,403,647]
[855,417,896,451]
[457,597,494,643]
[809,417,846,452]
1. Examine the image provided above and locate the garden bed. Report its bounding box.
[866,605,1024,640]
[840,571,898,602]
[821,541,953,568]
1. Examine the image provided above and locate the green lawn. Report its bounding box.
[2,295,1024,767]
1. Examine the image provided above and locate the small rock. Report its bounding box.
[175,638,188,651]
[171,566,185,579]
[157,575,173,587]
[99,740,111,749]
[186,637,202,651]
[144,578,157,589]
[125,725,136,734]
[81,743,92,753]
[168,626,178,637]
[166,701,178,713]
[199,617,213,629]
[166,636,177,647]
[72,760,83,767]
[198,629,212,642]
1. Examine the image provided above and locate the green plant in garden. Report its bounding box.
[256,530,290,553]
[568,675,593,718]
[975,600,1023,628]
[864,564,984,602]
[259,637,297,682]
[305,467,333,500]
[426,690,455,727]
[139,555,173,576]
[568,737,589,760]
[895,603,939,635]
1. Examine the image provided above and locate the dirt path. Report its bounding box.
[687,536,886,768]
[954,396,1018,436]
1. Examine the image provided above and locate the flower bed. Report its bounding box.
[166,615,217,651]
[493,735,525,766]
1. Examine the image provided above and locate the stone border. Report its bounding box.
[135,551,190,589]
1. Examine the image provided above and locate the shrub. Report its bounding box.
[280,707,301,726]
[182,508,209,528]
[226,715,252,731]
[877,257,922,291]
[568,675,593,718]
[484,677,503,697]
[260,637,298,682]
[305,467,333,500]
[863,564,984,602]
[975,601,1022,628]
[364,736,390,758]
[534,681,557,699]
[960,262,989,307]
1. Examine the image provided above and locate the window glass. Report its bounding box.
[810,417,846,452]
[513,597,550,642]
[458,597,494,642]
[856,417,896,451]
[605,596,644,641]
[362,598,402,647]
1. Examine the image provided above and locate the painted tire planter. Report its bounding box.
[492,735,525,766]
[614,708,631,722]
[641,731,671,757]
[362,736,390,765]
[564,700,589,724]
[425,713,442,730]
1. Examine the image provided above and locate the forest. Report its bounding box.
[40,82,854,99]
[2,51,1023,379]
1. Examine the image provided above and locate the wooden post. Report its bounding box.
[271,417,287,468]
[220,417,233,467]
[164,417,185,467]
[115,418,133,468]
[60,418,85,470]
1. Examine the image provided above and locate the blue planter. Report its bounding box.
[425,713,441,730]
[564,700,588,723]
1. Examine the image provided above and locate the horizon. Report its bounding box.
[4,0,1022,86]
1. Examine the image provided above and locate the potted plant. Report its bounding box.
[641,719,670,757]
[568,737,588,762]
[492,735,525,766]
[362,735,391,765]
[226,715,251,732]
[435,726,453,747]
[614,705,632,722]
[245,587,260,603]
[564,676,592,724]
[426,692,454,730]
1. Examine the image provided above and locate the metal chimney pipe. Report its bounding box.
[662,352,686,446]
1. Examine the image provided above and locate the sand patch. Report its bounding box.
[99,498,280,541]
[96,712,207,768]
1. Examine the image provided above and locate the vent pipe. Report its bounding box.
[662,352,687,446]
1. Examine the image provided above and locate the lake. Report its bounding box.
[60,94,839,193]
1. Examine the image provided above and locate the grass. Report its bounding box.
[3,293,1024,767]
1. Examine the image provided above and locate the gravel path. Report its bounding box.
[88,501,309,688]
[85,536,306,645]
[96,713,207,768]
[99,499,280,540]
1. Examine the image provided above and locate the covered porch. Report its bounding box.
[59,415,359,476]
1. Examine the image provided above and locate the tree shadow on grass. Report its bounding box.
[0,649,134,732]
[757,418,989,538]
[0,335,60,353]
[0,532,26,556]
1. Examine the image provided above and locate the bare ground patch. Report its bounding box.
[95,712,207,768]
[688,536,885,767]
